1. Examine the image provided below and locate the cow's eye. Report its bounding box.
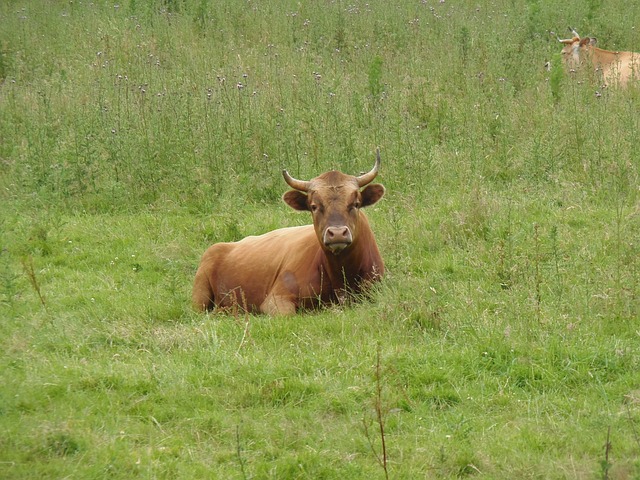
[310,204,318,212]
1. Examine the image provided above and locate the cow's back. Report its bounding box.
[192,225,323,312]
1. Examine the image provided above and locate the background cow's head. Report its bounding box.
[557,28,597,66]
[282,150,385,255]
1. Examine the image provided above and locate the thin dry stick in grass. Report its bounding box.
[375,343,390,480]
[362,343,389,480]
[22,255,47,312]
[236,424,248,480]
[602,426,612,480]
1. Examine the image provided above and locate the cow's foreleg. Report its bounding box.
[260,294,296,316]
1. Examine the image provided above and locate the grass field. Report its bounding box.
[1,0,640,478]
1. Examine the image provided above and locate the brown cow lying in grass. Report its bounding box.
[192,151,385,315]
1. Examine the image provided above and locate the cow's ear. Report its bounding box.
[581,37,596,47]
[360,184,385,207]
[283,190,309,211]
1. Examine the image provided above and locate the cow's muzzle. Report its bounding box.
[323,226,353,254]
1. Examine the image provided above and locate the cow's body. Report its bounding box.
[559,29,639,87]
[192,153,385,315]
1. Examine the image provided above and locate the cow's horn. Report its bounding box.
[356,148,381,187]
[569,27,580,38]
[282,170,311,192]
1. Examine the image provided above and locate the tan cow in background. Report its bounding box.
[558,28,639,87]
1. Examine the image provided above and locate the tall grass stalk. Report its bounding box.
[363,343,389,480]
[21,255,46,313]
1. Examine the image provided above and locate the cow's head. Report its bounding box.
[282,150,385,255]
[557,28,597,66]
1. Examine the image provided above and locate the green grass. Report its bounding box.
[2,0,640,478]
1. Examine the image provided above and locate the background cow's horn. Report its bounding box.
[282,170,311,192]
[356,149,381,187]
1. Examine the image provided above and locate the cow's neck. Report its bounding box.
[322,253,362,288]
[591,47,624,62]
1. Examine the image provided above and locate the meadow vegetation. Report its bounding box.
[1,0,640,478]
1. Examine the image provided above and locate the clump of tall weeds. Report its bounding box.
[550,53,564,104]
